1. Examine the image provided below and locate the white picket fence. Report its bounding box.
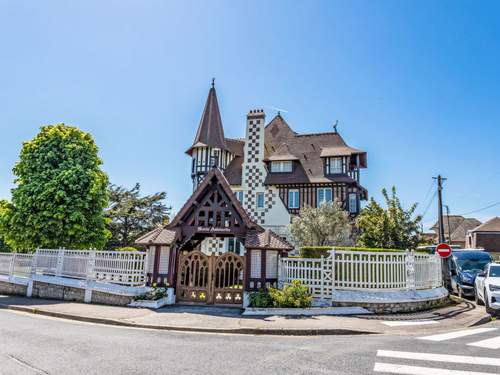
[278,249,442,299]
[0,249,147,286]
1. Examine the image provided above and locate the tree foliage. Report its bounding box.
[0,200,12,252]
[105,183,171,249]
[0,124,109,251]
[290,201,354,247]
[356,187,422,249]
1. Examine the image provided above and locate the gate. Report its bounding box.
[176,251,245,305]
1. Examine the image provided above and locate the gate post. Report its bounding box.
[405,249,416,291]
[330,248,336,302]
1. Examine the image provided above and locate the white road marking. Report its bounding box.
[373,362,498,375]
[377,350,500,367]
[7,354,50,374]
[418,327,498,342]
[468,335,500,349]
[382,320,439,327]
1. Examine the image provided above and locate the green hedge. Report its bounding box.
[300,246,406,258]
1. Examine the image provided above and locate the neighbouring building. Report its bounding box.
[430,215,482,248]
[136,81,368,305]
[467,217,500,259]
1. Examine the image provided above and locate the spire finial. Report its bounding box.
[333,120,339,133]
[211,77,215,88]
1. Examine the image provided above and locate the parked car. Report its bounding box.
[474,262,500,315]
[449,249,493,297]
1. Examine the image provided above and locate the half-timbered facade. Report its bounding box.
[186,83,368,241]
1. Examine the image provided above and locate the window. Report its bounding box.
[317,188,332,206]
[227,238,242,254]
[256,192,265,209]
[288,189,300,209]
[234,190,244,204]
[266,251,278,279]
[270,161,293,173]
[250,250,261,278]
[348,193,358,214]
[326,157,343,174]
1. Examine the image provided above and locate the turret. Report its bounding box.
[186,80,233,190]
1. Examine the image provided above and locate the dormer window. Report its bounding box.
[325,157,345,175]
[270,161,293,173]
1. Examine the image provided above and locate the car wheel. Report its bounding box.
[485,289,494,315]
[475,287,484,306]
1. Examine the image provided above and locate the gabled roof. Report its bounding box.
[168,167,259,230]
[431,215,482,242]
[186,83,227,155]
[471,217,500,232]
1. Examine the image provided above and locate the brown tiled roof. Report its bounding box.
[265,143,299,161]
[431,215,482,242]
[244,229,294,251]
[135,227,178,246]
[320,145,365,157]
[471,217,500,232]
[186,84,227,155]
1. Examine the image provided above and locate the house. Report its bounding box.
[135,81,368,305]
[430,215,482,248]
[187,82,368,243]
[467,217,500,258]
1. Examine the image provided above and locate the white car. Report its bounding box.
[475,262,500,315]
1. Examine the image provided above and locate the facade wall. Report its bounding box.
[471,232,500,253]
[241,110,291,235]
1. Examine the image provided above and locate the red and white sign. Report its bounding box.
[436,243,452,258]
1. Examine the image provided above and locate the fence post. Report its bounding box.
[86,251,96,281]
[9,253,16,280]
[277,254,283,289]
[405,249,416,291]
[329,248,336,302]
[56,249,64,277]
[320,255,325,299]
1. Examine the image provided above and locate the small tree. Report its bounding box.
[356,187,422,249]
[1,124,109,251]
[106,183,171,249]
[289,201,353,247]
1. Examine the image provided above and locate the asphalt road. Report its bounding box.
[0,309,499,375]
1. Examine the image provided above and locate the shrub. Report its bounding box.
[115,246,139,252]
[269,280,312,308]
[249,289,273,308]
[134,287,167,301]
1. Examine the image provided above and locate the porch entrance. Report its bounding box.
[176,250,245,305]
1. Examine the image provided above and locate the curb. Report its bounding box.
[0,304,378,336]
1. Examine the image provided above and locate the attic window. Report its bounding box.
[270,161,293,173]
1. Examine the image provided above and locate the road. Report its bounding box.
[0,309,499,375]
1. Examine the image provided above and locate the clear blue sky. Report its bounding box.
[1,1,499,229]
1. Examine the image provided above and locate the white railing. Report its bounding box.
[0,249,147,286]
[279,249,442,299]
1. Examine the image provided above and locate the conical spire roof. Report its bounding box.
[186,80,227,155]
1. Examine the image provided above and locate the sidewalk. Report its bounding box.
[0,295,490,336]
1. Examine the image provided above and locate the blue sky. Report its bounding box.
[1,1,499,229]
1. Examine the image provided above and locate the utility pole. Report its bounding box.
[433,175,451,290]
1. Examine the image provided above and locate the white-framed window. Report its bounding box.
[270,161,293,173]
[250,250,261,278]
[348,193,358,214]
[317,187,333,206]
[327,157,343,174]
[234,190,244,204]
[256,192,265,209]
[226,237,243,255]
[266,251,278,279]
[288,189,300,209]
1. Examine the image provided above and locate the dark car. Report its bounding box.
[449,250,493,297]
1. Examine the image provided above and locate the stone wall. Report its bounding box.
[31,282,86,302]
[0,280,27,296]
[91,291,133,306]
[332,295,450,314]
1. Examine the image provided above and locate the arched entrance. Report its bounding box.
[176,250,245,305]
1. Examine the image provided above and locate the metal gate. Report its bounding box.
[176,251,245,305]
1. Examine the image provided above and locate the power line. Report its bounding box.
[456,201,500,216]
[421,191,437,219]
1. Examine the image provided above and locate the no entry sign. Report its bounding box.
[436,243,452,258]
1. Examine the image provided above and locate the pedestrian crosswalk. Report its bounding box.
[373,327,500,374]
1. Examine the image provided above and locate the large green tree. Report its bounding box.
[106,183,171,249]
[356,187,422,249]
[1,124,109,251]
[0,200,11,252]
[290,201,354,247]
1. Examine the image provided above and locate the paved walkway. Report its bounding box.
[0,295,491,336]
